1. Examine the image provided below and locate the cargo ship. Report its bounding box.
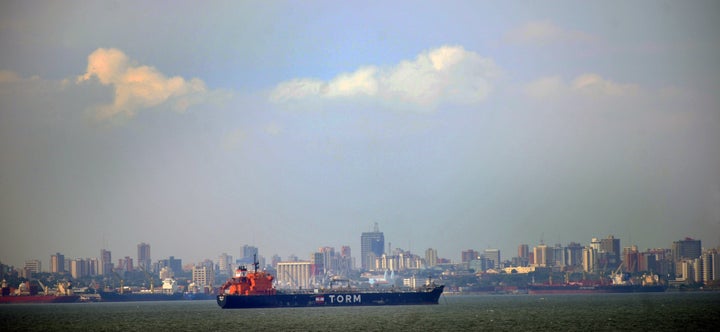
[527,283,667,294]
[98,278,184,302]
[1,279,80,304]
[217,258,444,309]
[528,273,667,295]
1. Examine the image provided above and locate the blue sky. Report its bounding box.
[1,1,719,267]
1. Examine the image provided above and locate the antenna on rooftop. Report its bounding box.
[373,222,379,232]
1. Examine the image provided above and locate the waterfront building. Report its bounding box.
[70,259,88,279]
[518,244,529,259]
[137,243,151,272]
[276,261,313,289]
[461,249,479,264]
[51,252,65,273]
[158,256,182,274]
[117,256,133,272]
[533,244,549,267]
[600,235,621,269]
[637,251,657,273]
[218,253,233,275]
[483,249,501,269]
[338,245,353,275]
[565,242,584,268]
[701,249,718,283]
[582,246,596,273]
[24,260,41,274]
[192,265,215,287]
[552,245,565,268]
[425,248,438,268]
[624,246,639,273]
[101,249,113,275]
[672,238,702,261]
[360,223,384,270]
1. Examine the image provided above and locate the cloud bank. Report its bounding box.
[270,46,501,110]
[524,74,639,99]
[77,48,212,119]
[504,20,594,45]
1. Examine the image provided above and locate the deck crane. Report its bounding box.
[111,271,125,294]
[138,266,155,292]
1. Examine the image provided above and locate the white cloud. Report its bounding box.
[505,20,593,45]
[270,46,501,109]
[572,74,639,96]
[77,48,213,119]
[524,74,639,99]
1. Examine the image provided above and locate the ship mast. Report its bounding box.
[253,253,259,274]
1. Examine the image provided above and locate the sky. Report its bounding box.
[1,1,719,268]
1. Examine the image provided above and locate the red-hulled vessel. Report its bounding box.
[1,280,80,304]
[217,256,444,309]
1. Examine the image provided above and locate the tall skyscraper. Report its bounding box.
[518,244,529,259]
[425,248,438,268]
[565,242,584,267]
[101,249,113,275]
[600,235,620,257]
[597,235,621,270]
[534,244,549,267]
[218,253,233,275]
[672,238,702,261]
[462,249,479,263]
[137,242,151,271]
[583,246,596,272]
[483,249,501,269]
[51,252,65,273]
[24,260,41,274]
[360,223,384,270]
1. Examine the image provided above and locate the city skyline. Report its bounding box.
[3,232,714,272]
[1,2,719,269]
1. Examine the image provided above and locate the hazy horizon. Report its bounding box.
[1,1,719,268]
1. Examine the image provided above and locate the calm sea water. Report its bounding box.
[2,292,719,331]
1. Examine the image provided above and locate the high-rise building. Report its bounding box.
[337,246,353,276]
[158,256,182,275]
[518,244,529,259]
[51,253,65,273]
[360,223,384,270]
[118,256,133,272]
[101,249,113,275]
[317,247,335,275]
[218,253,233,275]
[425,248,438,268]
[243,245,258,259]
[461,249,479,263]
[70,259,89,279]
[534,244,549,267]
[565,242,584,267]
[24,260,41,274]
[137,243,151,271]
[624,246,639,273]
[583,246,596,272]
[701,249,718,283]
[192,265,215,287]
[483,249,501,269]
[672,238,702,261]
[552,245,565,268]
